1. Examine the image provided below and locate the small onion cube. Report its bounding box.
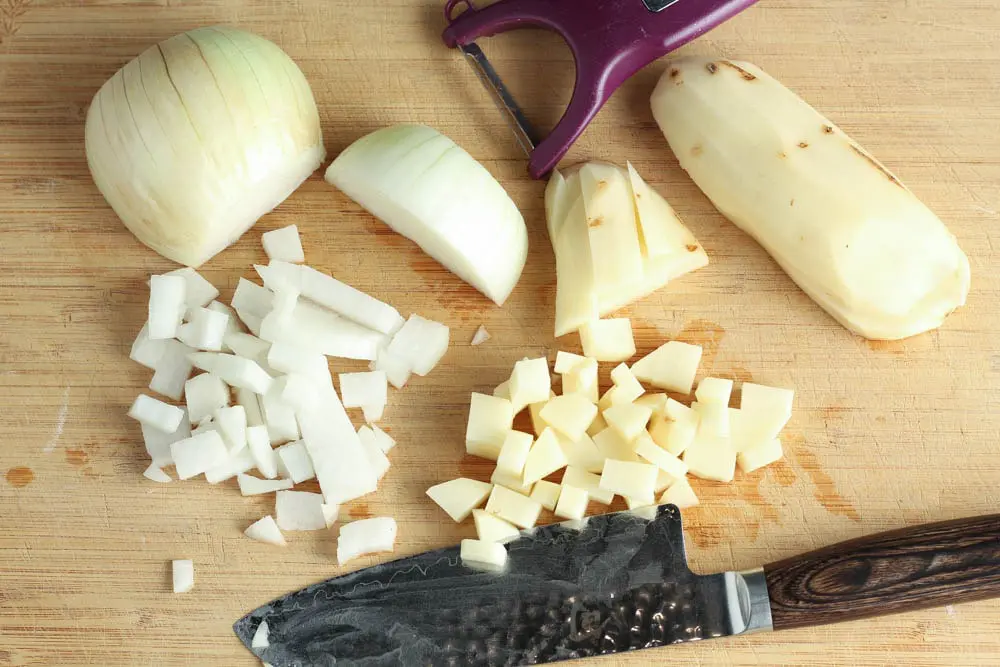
[231,278,274,319]
[276,440,315,483]
[244,515,286,546]
[184,373,230,424]
[370,425,396,453]
[336,516,398,566]
[214,405,247,453]
[237,473,293,496]
[262,225,305,264]
[246,424,278,479]
[171,430,229,479]
[262,392,300,445]
[149,339,194,401]
[460,539,507,572]
[275,490,326,531]
[470,325,490,346]
[130,323,167,370]
[204,448,256,484]
[172,559,194,593]
[386,314,450,376]
[142,464,172,483]
[128,394,185,433]
[339,371,387,410]
[164,267,219,308]
[177,307,229,352]
[189,352,273,395]
[141,409,190,467]
[148,274,186,340]
[357,426,391,480]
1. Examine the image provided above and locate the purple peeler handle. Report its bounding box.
[442,0,758,179]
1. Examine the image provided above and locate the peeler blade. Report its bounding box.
[460,42,539,156]
[234,506,771,666]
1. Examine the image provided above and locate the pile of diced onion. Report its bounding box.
[128,225,450,585]
[428,316,792,572]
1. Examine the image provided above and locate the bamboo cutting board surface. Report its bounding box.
[2,1,1000,665]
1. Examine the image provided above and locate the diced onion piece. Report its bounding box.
[562,358,599,404]
[562,466,615,505]
[695,377,734,406]
[238,474,294,496]
[484,485,542,529]
[385,314,450,376]
[554,485,589,521]
[337,516,398,566]
[214,405,247,453]
[631,341,702,393]
[322,503,340,528]
[177,306,230,351]
[509,357,551,409]
[592,427,639,463]
[149,339,194,401]
[269,374,318,413]
[171,430,229,479]
[649,413,698,457]
[142,409,190,467]
[659,477,699,509]
[224,332,271,367]
[232,278,274,319]
[737,437,784,473]
[131,323,167,370]
[260,392,299,445]
[472,509,520,544]
[262,225,305,264]
[276,441,316,483]
[184,373,229,423]
[683,435,736,482]
[426,478,493,523]
[361,403,384,424]
[207,301,243,350]
[610,363,645,404]
[251,620,270,649]
[557,432,605,474]
[634,432,689,480]
[257,289,300,346]
[357,426,391,480]
[143,463,172,483]
[266,342,324,379]
[246,425,278,479]
[370,425,396,453]
[128,394,185,433]
[261,296,386,361]
[495,431,534,478]
[371,345,411,389]
[236,310,263,337]
[490,468,534,496]
[602,403,653,442]
[172,560,194,593]
[325,124,528,306]
[471,325,490,346]
[465,393,514,460]
[460,539,508,572]
[599,459,657,505]
[339,371,388,418]
[237,388,265,427]
[275,490,326,531]
[539,393,597,442]
[579,319,635,362]
[522,428,569,485]
[205,448,256,483]
[164,267,219,308]
[529,480,561,511]
[189,352,273,395]
[148,275,186,340]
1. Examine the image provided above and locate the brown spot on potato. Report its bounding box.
[596,179,608,191]
[822,125,834,134]
[720,60,756,80]
[706,62,718,74]
[850,144,903,187]
[5,467,33,488]
[790,199,795,207]
[690,144,703,157]
[587,216,603,228]
[798,141,809,149]
[669,68,680,78]
[686,244,698,252]
[777,151,787,159]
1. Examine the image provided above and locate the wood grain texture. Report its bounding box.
[1,1,999,666]
[765,514,1000,631]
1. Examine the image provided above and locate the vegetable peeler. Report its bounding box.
[235,506,1000,665]
[441,0,759,179]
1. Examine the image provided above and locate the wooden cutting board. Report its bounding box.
[2,1,999,664]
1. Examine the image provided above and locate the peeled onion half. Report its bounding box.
[85,26,325,267]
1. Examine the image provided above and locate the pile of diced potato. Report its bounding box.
[428,316,792,571]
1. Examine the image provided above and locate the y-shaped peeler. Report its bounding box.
[442,0,759,179]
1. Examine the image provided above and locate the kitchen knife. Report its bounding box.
[235,507,1000,666]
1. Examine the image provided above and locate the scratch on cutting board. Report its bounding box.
[43,386,70,453]
[972,204,998,216]
[945,605,957,617]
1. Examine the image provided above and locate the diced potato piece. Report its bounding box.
[741,382,795,415]
[540,393,597,442]
[528,393,554,436]
[654,468,673,493]
[694,401,731,438]
[470,325,490,346]
[472,509,521,544]
[554,351,588,374]
[490,468,534,495]
[495,431,534,478]
[737,437,784,473]
[695,377,734,406]
[493,380,510,401]
[659,477,699,509]
[603,403,653,442]
[244,515,287,546]
[649,413,698,457]
[631,340,702,393]
[592,427,638,462]
[586,412,608,437]
[664,398,694,421]
[599,459,658,505]
[562,466,615,505]
[580,162,644,293]
[460,539,508,572]
[634,432,689,480]
[262,225,305,264]
[562,357,599,404]
[530,479,562,511]
[485,485,543,529]
[579,318,635,362]
[509,357,551,409]
[426,478,494,523]
[683,435,736,483]
[554,484,589,520]
[466,393,514,460]
[634,393,667,415]
[610,364,644,404]
[624,495,653,511]
[557,432,605,473]
[522,428,569,485]
[172,559,194,593]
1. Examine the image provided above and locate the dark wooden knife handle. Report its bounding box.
[764,514,1000,631]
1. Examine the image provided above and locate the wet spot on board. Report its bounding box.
[65,449,88,466]
[865,338,908,356]
[769,459,798,487]
[784,433,861,523]
[822,405,851,421]
[349,502,373,520]
[5,466,34,488]
[675,319,726,370]
[458,454,493,483]
[409,255,493,320]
